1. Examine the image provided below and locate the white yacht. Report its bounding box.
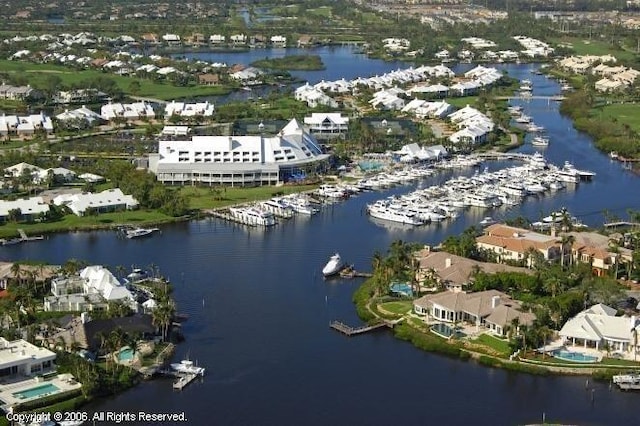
[367,202,424,225]
[171,359,205,376]
[126,227,159,239]
[479,217,496,227]
[322,253,345,277]
[317,184,347,198]
[229,207,276,226]
[531,136,549,147]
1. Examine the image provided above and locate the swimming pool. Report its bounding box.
[118,346,135,362]
[430,323,464,339]
[552,349,599,363]
[13,383,60,400]
[389,282,413,297]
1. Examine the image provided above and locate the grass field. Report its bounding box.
[0,60,232,100]
[0,210,175,239]
[552,37,638,63]
[378,300,413,315]
[448,96,479,108]
[592,103,640,133]
[474,333,512,356]
[181,184,318,210]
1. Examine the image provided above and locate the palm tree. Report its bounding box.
[10,262,22,286]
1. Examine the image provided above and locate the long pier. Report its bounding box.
[329,320,394,336]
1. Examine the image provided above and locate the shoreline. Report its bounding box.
[353,278,633,380]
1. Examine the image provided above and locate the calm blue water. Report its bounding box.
[2,62,640,425]
[175,46,408,84]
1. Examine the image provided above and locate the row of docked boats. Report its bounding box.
[365,153,595,227]
[226,194,321,227]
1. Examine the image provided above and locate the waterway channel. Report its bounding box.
[2,60,640,424]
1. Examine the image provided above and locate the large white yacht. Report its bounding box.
[229,207,276,226]
[367,201,424,225]
[171,359,205,376]
[322,253,345,277]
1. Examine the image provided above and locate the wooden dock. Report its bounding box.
[604,221,640,229]
[172,373,198,390]
[339,266,373,279]
[329,320,391,336]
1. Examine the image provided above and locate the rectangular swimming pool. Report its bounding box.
[13,383,60,400]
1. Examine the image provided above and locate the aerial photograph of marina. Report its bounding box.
[2,0,640,425]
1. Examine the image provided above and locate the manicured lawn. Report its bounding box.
[0,210,175,239]
[552,38,638,63]
[600,357,640,367]
[448,96,479,108]
[378,300,413,315]
[181,184,318,210]
[474,333,511,356]
[592,103,640,133]
[0,60,232,100]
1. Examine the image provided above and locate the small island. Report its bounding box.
[251,55,326,71]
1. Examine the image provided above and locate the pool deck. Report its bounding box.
[0,373,81,410]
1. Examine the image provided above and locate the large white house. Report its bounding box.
[0,197,50,222]
[303,113,349,137]
[100,101,155,121]
[559,304,640,353]
[0,337,56,377]
[53,188,139,216]
[149,118,330,186]
[44,265,136,312]
[164,101,215,119]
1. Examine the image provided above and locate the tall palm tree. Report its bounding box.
[10,262,21,286]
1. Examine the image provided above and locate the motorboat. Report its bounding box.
[479,217,496,227]
[170,359,205,376]
[126,268,148,282]
[125,227,159,239]
[531,136,549,147]
[322,253,345,277]
[613,373,640,390]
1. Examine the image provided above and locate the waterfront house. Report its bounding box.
[476,224,561,266]
[559,304,640,353]
[414,248,532,293]
[49,314,154,352]
[149,118,330,187]
[0,197,49,223]
[0,337,56,377]
[562,231,632,277]
[0,262,59,290]
[161,33,181,45]
[45,265,137,312]
[230,34,247,44]
[294,84,338,108]
[52,188,138,216]
[413,289,534,336]
[270,35,287,47]
[209,34,225,44]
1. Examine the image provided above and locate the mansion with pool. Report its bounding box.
[0,337,81,412]
[148,118,331,186]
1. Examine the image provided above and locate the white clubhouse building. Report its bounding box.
[149,118,330,186]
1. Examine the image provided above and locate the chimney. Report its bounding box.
[631,316,637,330]
[491,295,500,309]
[445,258,452,268]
